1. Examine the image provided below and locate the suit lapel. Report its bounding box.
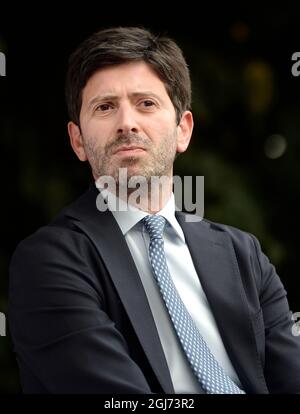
[65,186,175,393]
[64,186,269,393]
[176,212,269,394]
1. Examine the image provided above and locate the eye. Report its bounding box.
[142,100,155,107]
[95,103,113,112]
[139,100,156,109]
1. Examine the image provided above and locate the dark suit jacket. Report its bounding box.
[8,184,300,393]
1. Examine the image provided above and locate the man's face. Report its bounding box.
[68,61,193,183]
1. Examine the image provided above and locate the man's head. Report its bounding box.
[66,27,192,127]
[66,26,193,185]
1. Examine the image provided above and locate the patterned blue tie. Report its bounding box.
[142,214,245,394]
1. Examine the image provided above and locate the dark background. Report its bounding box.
[0,5,300,392]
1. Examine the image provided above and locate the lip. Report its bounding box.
[113,146,146,155]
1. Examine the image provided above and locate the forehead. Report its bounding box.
[81,61,170,104]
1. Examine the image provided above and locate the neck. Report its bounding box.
[96,174,173,214]
[117,176,173,213]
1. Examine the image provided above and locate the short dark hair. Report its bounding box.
[65,26,191,126]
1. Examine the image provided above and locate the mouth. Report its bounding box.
[113,146,146,156]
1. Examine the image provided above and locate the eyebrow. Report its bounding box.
[87,91,162,109]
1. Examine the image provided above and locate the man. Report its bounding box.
[9,27,300,394]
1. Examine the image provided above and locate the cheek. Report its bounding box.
[81,121,107,145]
[145,115,175,138]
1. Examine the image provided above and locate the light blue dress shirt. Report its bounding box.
[96,184,242,393]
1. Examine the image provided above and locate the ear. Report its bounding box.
[176,111,194,153]
[67,122,87,161]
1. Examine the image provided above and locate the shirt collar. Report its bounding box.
[95,182,185,242]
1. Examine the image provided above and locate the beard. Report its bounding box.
[82,130,178,185]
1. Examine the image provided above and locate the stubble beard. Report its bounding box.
[83,131,178,188]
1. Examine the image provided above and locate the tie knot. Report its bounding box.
[142,215,166,240]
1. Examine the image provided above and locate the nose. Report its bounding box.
[116,103,140,135]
